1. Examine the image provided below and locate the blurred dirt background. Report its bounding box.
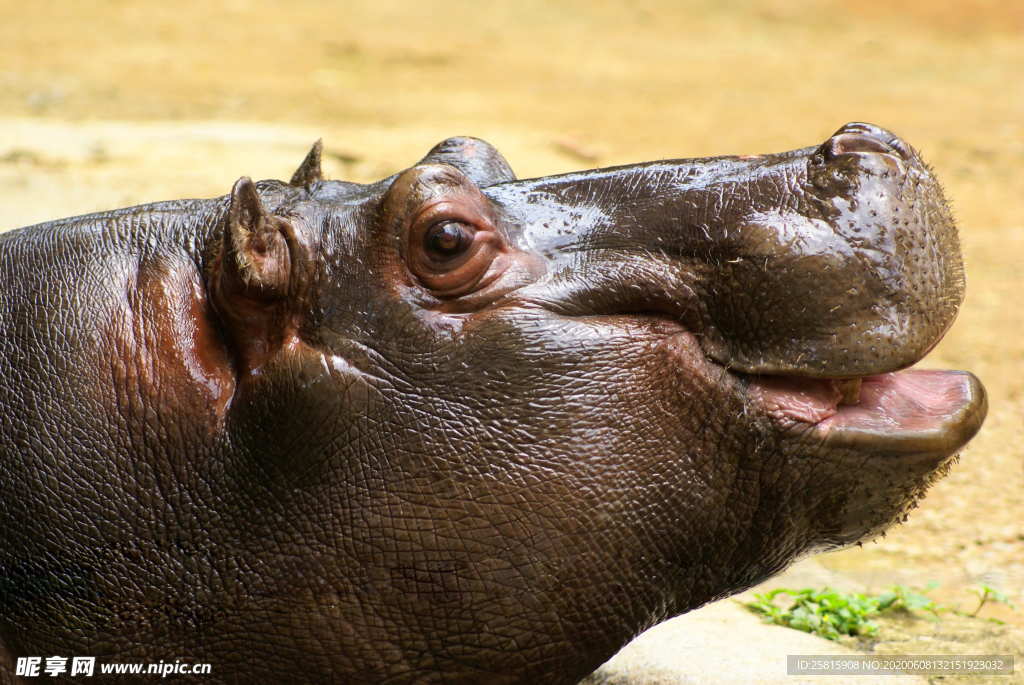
[0,0,1021,665]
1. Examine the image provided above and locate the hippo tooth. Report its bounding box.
[837,378,863,405]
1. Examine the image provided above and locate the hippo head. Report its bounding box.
[0,124,986,683]
[194,122,985,680]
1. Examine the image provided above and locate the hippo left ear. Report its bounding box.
[290,140,324,186]
[209,177,309,372]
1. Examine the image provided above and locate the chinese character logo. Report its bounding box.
[71,656,96,676]
[15,657,41,677]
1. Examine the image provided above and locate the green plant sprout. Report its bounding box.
[875,581,942,618]
[743,584,945,641]
[967,583,1017,618]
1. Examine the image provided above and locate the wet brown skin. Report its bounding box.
[0,123,985,683]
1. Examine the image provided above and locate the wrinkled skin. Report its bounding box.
[0,123,986,683]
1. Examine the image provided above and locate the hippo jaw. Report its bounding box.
[644,321,984,554]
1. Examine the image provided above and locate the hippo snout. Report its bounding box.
[500,121,962,380]
[705,120,963,379]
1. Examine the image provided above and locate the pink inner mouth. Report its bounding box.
[747,369,981,434]
[747,374,846,424]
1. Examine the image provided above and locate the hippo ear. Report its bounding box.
[290,140,324,186]
[210,177,306,371]
[222,177,293,295]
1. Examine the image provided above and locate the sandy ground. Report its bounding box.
[1,0,1021,665]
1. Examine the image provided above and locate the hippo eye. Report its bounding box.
[424,221,473,262]
[407,211,504,298]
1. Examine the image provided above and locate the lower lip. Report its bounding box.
[814,369,987,456]
[819,370,973,430]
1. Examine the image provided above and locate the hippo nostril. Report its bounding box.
[826,122,914,163]
[827,132,898,159]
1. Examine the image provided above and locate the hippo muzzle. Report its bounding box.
[0,122,986,683]
[476,123,985,467]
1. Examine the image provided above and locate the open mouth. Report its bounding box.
[746,369,987,457]
[655,324,985,459]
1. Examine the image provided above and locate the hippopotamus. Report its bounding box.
[0,122,986,683]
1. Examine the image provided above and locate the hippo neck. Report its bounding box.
[2,196,228,273]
